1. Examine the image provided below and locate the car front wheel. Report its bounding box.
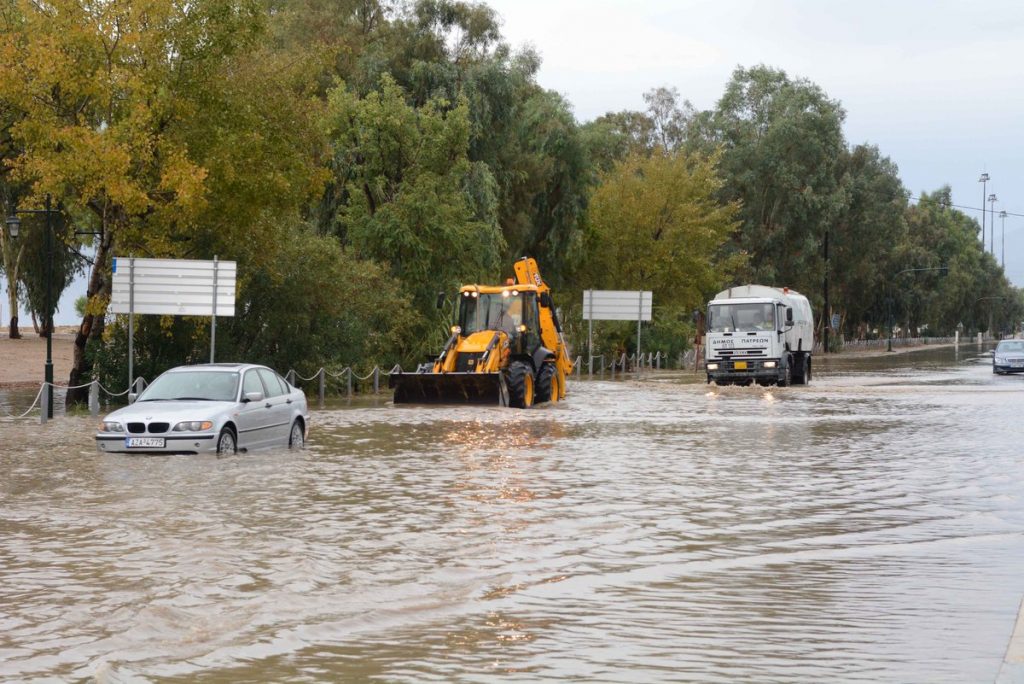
[216,427,237,455]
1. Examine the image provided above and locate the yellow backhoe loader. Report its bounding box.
[390,257,573,408]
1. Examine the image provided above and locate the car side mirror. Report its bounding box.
[244,391,264,403]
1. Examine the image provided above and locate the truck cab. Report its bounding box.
[705,285,813,386]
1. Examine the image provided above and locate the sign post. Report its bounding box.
[582,290,653,378]
[111,257,237,390]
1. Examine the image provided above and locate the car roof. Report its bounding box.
[166,363,267,372]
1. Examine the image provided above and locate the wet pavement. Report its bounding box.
[2,344,1023,681]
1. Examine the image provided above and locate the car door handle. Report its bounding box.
[286,398,293,404]
[265,402,272,408]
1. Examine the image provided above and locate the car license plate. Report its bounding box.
[734,361,748,370]
[1012,360,1023,368]
[126,437,165,448]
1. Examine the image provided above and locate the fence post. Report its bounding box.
[40,383,49,424]
[286,370,296,386]
[346,368,353,397]
[89,380,100,417]
[373,366,380,393]
[610,354,615,380]
[318,368,326,409]
[656,351,661,370]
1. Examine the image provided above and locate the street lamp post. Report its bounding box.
[988,193,998,254]
[5,194,60,418]
[999,210,1007,270]
[887,266,949,352]
[979,173,989,244]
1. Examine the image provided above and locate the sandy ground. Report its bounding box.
[0,328,78,388]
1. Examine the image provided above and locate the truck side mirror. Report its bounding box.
[786,307,794,324]
[436,292,446,309]
[539,292,552,308]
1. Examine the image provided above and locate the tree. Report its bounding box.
[691,65,847,299]
[1,0,327,402]
[577,149,741,314]
[324,74,504,347]
[830,144,908,335]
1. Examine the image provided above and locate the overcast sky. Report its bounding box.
[7,0,1023,326]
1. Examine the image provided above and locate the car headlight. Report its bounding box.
[707,363,719,370]
[995,357,1006,364]
[100,421,124,433]
[764,361,777,368]
[173,421,214,432]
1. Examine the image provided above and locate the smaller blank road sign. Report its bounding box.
[582,290,653,322]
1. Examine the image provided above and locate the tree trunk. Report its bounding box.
[4,245,23,339]
[66,230,114,406]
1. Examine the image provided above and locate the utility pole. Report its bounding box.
[988,193,998,254]
[1000,210,1007,270]
[822,227,830,354]
[979,173,989,244]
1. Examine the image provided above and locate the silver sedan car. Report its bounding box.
[993,339,1024,375]
[95,364,310,454]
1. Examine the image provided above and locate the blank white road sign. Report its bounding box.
[109,257,236,317]
[582,290,652,322]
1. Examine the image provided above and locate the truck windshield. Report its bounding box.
[708,303,776,333]
[459,292,533,337]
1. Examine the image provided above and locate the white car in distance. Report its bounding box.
[95,364,310,454]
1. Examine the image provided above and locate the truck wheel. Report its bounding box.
[535,363,556,403]
[507,361,535,408]
[792,355,808,385]
[777,358,791,387]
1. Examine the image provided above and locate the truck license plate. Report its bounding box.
[126,437,165,448]
[734,361,747,370]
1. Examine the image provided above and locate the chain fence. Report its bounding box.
[2,334,978,422]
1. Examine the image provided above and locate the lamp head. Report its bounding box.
[5,214,19,238]
[979,173,990,182]
[988,193,998,202]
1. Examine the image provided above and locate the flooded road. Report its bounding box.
[2,345,1024,682]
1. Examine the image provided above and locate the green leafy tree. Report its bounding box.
[1,0,328,402]
[691,65,847,299]
[573,149,740,354]
[324,74,504,349]
[830,144,909,336]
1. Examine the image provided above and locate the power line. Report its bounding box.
[909,195,1024,220]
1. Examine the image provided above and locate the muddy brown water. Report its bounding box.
[2,345,1023,681]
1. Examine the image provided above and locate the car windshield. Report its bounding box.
[137,371,240,402]
[996,341,1024,353]
[708,303,776,333]
[459,292,533,337]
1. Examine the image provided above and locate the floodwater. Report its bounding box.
[2,344,1024,682]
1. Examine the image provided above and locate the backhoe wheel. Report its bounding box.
[535,363,557,404]
[507,361,535,409]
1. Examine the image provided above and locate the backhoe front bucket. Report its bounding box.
[390,371,509,406]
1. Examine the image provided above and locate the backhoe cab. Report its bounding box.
[391,257,573,408]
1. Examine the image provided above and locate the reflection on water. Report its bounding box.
[2,345,1024,681]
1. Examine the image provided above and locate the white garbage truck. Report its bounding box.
[704,285,814,386]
